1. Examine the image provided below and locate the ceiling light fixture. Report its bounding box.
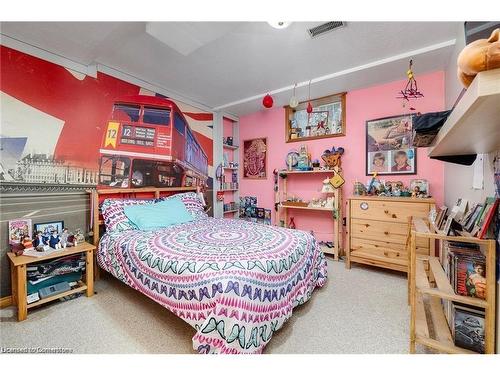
[268,22,291,29]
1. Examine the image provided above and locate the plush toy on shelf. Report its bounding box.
[457,28,500,87]
[321,146,344,169]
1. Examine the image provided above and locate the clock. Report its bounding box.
[286,150,299,169]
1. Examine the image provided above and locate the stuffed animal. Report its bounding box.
[457,28,500,87]
[322,147,345,169]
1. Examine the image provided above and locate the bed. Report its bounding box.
[93,188,328,354]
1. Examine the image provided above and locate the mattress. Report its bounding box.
[97,217,327,354]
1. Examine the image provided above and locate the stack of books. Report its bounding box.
[442,241,486,353]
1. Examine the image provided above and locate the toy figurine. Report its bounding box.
[48,230,62,249]
[11,243,25,256]
[60,228,76,248]
[411,186,420,198]
[457,28,500,88]
[21,236,34,251]
[288,217,296,230]
[33,231,49,251]
[74,228,86,245]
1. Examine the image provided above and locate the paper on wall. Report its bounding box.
[472,154,485,190]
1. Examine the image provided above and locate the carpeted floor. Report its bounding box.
[0,259,414,354]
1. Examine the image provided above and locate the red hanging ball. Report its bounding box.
[262,94,274,108]
[306,102,313,113]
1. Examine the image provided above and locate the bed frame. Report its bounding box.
[90,186,198,279]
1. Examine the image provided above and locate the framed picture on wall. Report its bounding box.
[285,92,346,143]
[366,114,416,175]
[243,137,267,179]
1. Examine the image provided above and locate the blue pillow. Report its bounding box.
[123,197,194,230]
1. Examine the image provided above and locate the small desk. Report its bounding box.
[7,242,96,321]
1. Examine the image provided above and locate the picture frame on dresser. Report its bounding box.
[34,220,64,236]
[366,114,417,175]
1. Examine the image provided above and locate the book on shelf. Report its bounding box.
[438,197,499,239]
[476,197,499,239]
[452,303,485,354]
[445,241,486,300]
[435,206,448,230]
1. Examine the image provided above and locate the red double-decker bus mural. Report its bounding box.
[99,95,208,189]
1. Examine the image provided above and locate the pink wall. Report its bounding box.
[239,71,445,242]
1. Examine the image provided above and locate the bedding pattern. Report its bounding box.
[97,218,327,354]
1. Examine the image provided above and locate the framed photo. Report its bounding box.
[34,220,64,236]
[9,219,32,244]
[366,114,416,175]
[285,92,346,142]
[243,138,267,179]
[410,179,429,196]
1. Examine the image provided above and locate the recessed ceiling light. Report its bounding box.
[268,22,291,29]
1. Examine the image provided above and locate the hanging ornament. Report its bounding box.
[306,79,313,113]
[307,102,313,113]
[396,59,424,102]
[289,83,299,108]
[262,93,274,108]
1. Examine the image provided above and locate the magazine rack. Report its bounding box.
[409,218,496,354]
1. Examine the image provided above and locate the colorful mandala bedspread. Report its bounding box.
[97,218,327,354]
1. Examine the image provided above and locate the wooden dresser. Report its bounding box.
[346,196,435,272]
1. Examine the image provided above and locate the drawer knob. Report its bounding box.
[384,210,389,214]
[392,214,397,218]
[384,231,389,235]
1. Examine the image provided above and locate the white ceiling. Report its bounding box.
[0,22,460,116]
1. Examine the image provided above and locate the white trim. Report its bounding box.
[213,39,457,110]
[0,34,97,78]
[97,64,214,113]
[222,112,239,122]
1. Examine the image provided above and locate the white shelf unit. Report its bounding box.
[428,68,500,157]
[213,112,240,218]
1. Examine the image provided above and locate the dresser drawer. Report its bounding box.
[350,237,430,257]
[350,247,407,267]
[350,199,430,223]
[351,218,408,244]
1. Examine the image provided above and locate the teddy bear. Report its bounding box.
[457,28,500,88]
[321,147,345,169]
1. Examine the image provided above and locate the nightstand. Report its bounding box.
[7,242,96,321]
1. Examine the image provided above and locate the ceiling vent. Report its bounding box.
[308,22,346,38]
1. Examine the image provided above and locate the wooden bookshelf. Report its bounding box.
[280,204,334,212]
[409,218,496,354]
[280,169,336,174]
[277,166,342,260]
[27,281,87,309]
[7,242,95,321]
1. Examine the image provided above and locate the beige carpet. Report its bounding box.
[0,259,414,354]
